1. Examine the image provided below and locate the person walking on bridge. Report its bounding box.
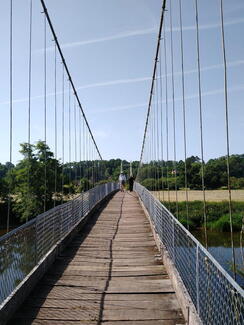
[128,162,134,192]
[118,162,126,192]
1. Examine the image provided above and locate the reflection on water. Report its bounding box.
[192,230,244,287]
[0,226,36,304]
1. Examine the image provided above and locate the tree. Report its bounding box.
[10,141,61,221]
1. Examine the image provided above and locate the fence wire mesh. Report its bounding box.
[134,182,244,325]
[0,182,118,305]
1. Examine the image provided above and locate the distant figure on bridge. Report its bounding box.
[128,162,134,192]
[119,162,126,192]
[128,176,134,192]
[119,173,126,192]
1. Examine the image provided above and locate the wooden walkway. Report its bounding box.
[9,192,185,325]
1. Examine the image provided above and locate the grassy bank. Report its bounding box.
[162,200,244,232]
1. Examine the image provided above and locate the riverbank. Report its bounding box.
[162,200,244,231]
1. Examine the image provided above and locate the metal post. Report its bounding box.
[196,243,200,313]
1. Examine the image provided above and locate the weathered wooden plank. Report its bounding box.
[8,192,185,324]
[25,294,181,310]
[14,307,184,321]
[10,320,184,325]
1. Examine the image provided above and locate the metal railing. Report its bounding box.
[0,182,118,305]
[134,182,244,325]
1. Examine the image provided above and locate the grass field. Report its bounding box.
[152,189,244,202]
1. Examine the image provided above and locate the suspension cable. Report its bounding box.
[54,43,57,207]
[179,0,189,229]
[61,64,65,204]
[68,82,71,195]
[7,0,13,233]
[156,71,160,199]
[28,0,32,147]
[137,0,167,171]
[163,24,171,208]
[74,97,77,184]
[79,109,82,183]
[220,0,236,279]
[194,0,208,248]
[83,115,85,190]
[39,0,102,160]
[169,0,178,219]
[159,47,165,203]
[27,0,33,223]
[43,14,47,212]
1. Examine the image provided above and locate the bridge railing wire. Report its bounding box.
[0,182,118,306]
[135,182,244,325]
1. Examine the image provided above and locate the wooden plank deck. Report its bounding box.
[9,192,185,325]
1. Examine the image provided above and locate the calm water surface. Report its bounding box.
[192,230,244,287]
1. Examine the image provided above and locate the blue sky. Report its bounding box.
[0,0,243,164]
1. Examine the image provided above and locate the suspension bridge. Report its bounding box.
[0,0,244,324]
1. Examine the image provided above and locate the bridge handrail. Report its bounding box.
[134,182,244,325]
[0,182,118,306]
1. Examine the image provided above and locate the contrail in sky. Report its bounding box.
[36,27,157,53]
[94,84,244,113]
[1,60,244,106]
[35,17,244,53]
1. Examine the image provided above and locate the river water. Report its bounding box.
[192,230,244,287]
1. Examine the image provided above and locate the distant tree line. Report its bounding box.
[0,141,243,226]
[138,155,244,190]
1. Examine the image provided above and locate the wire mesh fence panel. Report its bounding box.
[0,220,36,304]
[0,182,118,306]
[134,182,244,325]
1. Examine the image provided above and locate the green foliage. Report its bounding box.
[78,178,91,192]
[138,154,244,190]
[164,200,244,232]
[10,141,62,221]
[207,213,243,232]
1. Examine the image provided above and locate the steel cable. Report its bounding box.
[220,0,236,279]
[61,65,65,204]
[27,0,33,222]
[169,0,179,219]
[159,47,165,203]
[7,0,13,233]
[74,98,77,184]
[54,43,57,207]
[194,0,208,248]
[163,25,171,208]
[43,14,47,212]
[137,0,167,171]
[179,0,189,229]
[68,82,71,195]
[40,0,102,160]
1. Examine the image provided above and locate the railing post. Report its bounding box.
[81,191,84,218]
[35,218,38,265]
[172,219,175,263]
[196,243,200,314]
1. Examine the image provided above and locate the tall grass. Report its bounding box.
[163,201,244,231]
